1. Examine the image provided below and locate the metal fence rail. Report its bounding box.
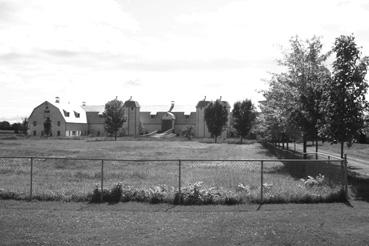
[0,155,348,203]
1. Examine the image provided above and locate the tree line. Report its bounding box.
[260,34,369,158]
[0,119,28,134]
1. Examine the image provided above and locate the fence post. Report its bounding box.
[344,154,348,200]
[29,157,33,201]
[101,160,104,202]
[328,155,330,164]
[260,160,264,204]
[178,160,182,204]
[315,152,318,160]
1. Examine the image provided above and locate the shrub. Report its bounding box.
[109,183,123,203]
[90,185,110,203]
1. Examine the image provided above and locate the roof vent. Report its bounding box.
[55,97,60,103]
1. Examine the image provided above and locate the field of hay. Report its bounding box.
[0,138,344,203]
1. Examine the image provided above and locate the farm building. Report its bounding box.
[28,97,231,138]
[28,97,87,137]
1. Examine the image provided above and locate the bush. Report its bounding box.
[110,183,123,203]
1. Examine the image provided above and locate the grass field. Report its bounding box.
[0,138,345,204]
[294,141,369,161]
[1,200,368,245]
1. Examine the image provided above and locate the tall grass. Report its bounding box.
[0,157,345,204]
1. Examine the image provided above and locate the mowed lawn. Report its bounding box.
[0,138,344,203]
[1,200,369,246]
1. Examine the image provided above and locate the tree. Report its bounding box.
[204,100,228,143]
[103,98,125,140]
[232,99,257,143]
[282,37,330,156]
[320,35,369,158]
[43,117,51,136]
[262,36,330,157]
[21,118,28,135]
[11,123,21,133]
[0,121,11,130]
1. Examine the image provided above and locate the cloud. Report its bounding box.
[124,79,141,87]
[0,0,141,55]
[1,0,369,121]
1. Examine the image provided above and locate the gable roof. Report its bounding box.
[196,100,230,108]
[52,102,87,123]
[196,100,211,108]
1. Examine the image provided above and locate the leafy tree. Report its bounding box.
[261,73,300,147]
[43,117,51,136]
[262,36,329,156]
[12,123,21,133]
[282,37,330,155]
[232,99,257,143]
[204,100,228,143]
[103,98,125,140]
[0,121,11,130]
[21,118,28,135]
[320,35,369,158]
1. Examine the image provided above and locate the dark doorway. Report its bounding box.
[161,119,173,132]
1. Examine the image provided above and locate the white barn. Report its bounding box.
[28,97,87,137]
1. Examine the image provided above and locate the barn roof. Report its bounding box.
[50,101,87,124]
[196,100,230,108]
[196,100,211,108]
[123,100,140,108]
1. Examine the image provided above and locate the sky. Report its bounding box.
[1,0,369,122]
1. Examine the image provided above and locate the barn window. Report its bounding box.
[57,131,60,136]
[63,110,70,117]
[57,121,61,126]
[150,115,155,119]
[74,111,80,118]
[72,131,76,136]
[185,115,190,119]
[33,130,36,136]
[33,121,37,126]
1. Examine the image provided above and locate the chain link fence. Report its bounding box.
[0,155,347,204]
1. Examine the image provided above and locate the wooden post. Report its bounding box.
[178,160,182,204]
[101,160,104,202]
[344,154,348,200]
[260,161,264,204]
[29,157,33,201]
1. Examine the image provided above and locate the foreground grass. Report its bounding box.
[0,139,345,204]
[1,200,368,246]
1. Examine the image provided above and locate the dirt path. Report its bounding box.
[291,143,369,178]
[1,200,369,246]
